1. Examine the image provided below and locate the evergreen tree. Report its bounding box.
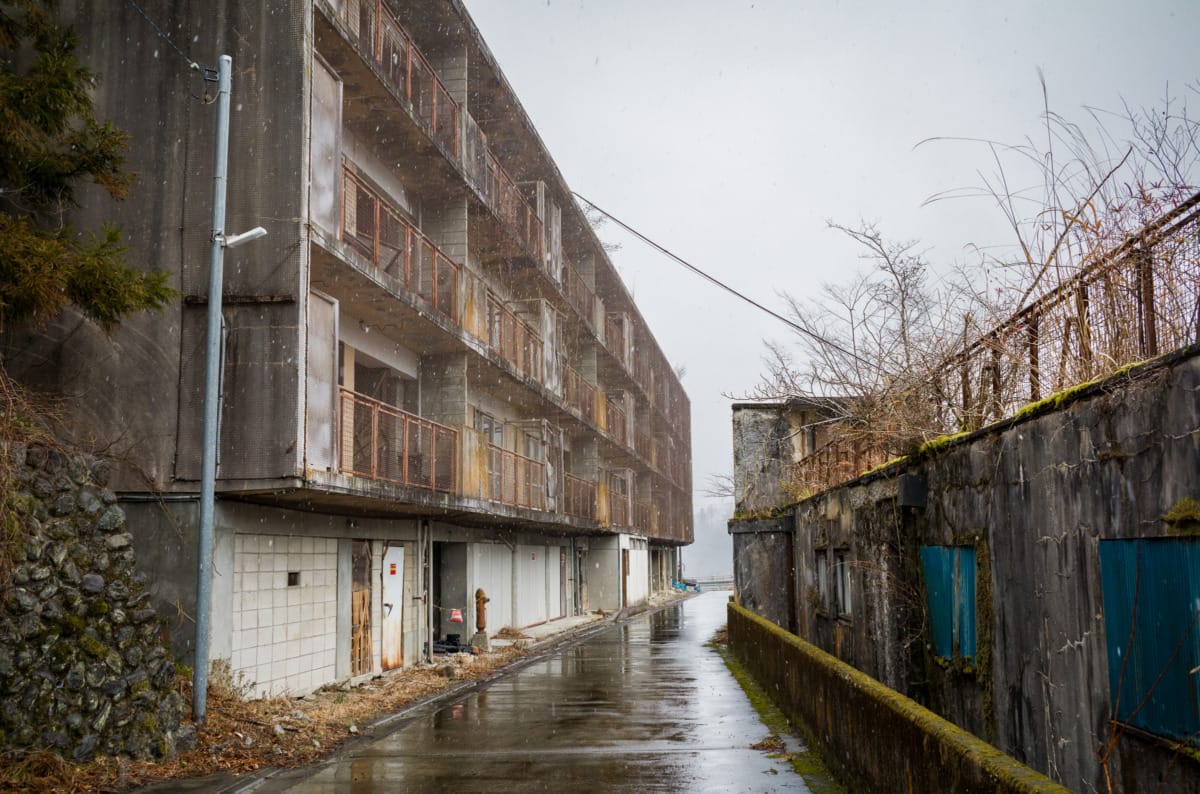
[0,0,173,334]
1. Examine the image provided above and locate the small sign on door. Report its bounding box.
[389,562,397,576]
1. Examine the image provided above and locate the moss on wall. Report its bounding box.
[727,602,1071,794]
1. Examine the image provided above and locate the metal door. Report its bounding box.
[382,544,405,670]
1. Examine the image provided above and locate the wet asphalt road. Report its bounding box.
[276,592,821,792]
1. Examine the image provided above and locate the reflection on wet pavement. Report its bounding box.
[282,592,820,792]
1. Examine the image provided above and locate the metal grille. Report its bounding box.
[486,295,544,382]
[341,165,460,323]
[487,444,546,510]
[338,388,457,493]
[563,474,596,519]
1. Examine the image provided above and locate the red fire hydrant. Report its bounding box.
[475,588,490,633]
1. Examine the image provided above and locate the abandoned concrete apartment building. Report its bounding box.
[6,0,693,697]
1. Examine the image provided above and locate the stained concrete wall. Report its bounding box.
[731,345,1200,792]
[728,603,1070,794]
[2,0,310,490]
[729,517,795,633]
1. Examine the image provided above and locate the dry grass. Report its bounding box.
[0,646,529,793]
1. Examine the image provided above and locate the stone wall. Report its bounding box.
[0,443,188,761]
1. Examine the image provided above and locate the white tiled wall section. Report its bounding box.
[231,534,338,698]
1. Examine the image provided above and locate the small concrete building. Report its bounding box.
[7,0,692,697]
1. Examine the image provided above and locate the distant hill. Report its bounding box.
[681,500,733,579]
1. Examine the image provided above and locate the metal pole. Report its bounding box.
[194,54,232,726]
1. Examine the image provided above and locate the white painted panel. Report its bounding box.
[381,545,404,670]
[310,58,341,235]
[516,545,548,626]
[305,292,337,471]
[473,544,512,631]
[547,546,565,619]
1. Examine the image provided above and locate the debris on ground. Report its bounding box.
[0,645,529,793]
[494,626,531,640]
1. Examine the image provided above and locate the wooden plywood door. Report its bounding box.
[351,540,372,676]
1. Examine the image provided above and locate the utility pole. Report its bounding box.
[193,54,267,725]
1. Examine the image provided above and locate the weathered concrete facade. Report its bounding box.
[730,346,1200,792]
[5,0,692,697]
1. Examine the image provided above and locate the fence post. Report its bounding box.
[1027,312,1040,402]
[1136,247,1158,357]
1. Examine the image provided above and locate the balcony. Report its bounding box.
[337,0,460,158]
[605,399,628,448]
[562,259,596,332]
[564,474,597,520]
[634,428,652,461]
[634,501,660,534]
[487,444,545,510]
[486,295,544,383]
[563,365,599,424]
[483,151,543,261]
[604,313,629,370]
[608,488,630,528]
[338,388,457,493]
[341,164,460,323]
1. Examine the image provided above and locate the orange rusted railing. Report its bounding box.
[563,365,598,423]
[341,165,460,323]
[484,151,543,260]
[486,295,544,383]
[634,501,660,533]
[563,473,597,520]
[608,488,630,528]
[341,0,460,158]
[605,399,627,448]
[562,259,596,331]
[487,444,545,510]
[605,313,628,369]
[634,428,651,461]
[338,388,457,493]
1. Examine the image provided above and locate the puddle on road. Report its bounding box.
[276,592,841,792]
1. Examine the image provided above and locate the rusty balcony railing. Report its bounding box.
[341,165,460,324]
[605,399,628,448]
[563,473,597,520]
[339,0,460,159]
[484,151,543,261]
[634,428,652,461]
[563,364,599,423]
[634,501,660,533]
[338,388,457,493]
[608,488,630,528]
[486,295,544,383]
[562,259,596,332]
[605,313,629,370]
[487,444,545,510]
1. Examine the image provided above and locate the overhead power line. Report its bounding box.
[570,191,872,368]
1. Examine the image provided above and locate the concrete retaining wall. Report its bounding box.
[727,602,1069,794]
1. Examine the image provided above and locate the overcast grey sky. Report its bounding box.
[462,0,1200,510]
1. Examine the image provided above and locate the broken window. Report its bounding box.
[920,546,977,660]
[835,550,852,617]
[815,549,830,610]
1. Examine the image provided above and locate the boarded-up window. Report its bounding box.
[920,546,976,659]
[1099,539,1200,741]
[351,540,372,676]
